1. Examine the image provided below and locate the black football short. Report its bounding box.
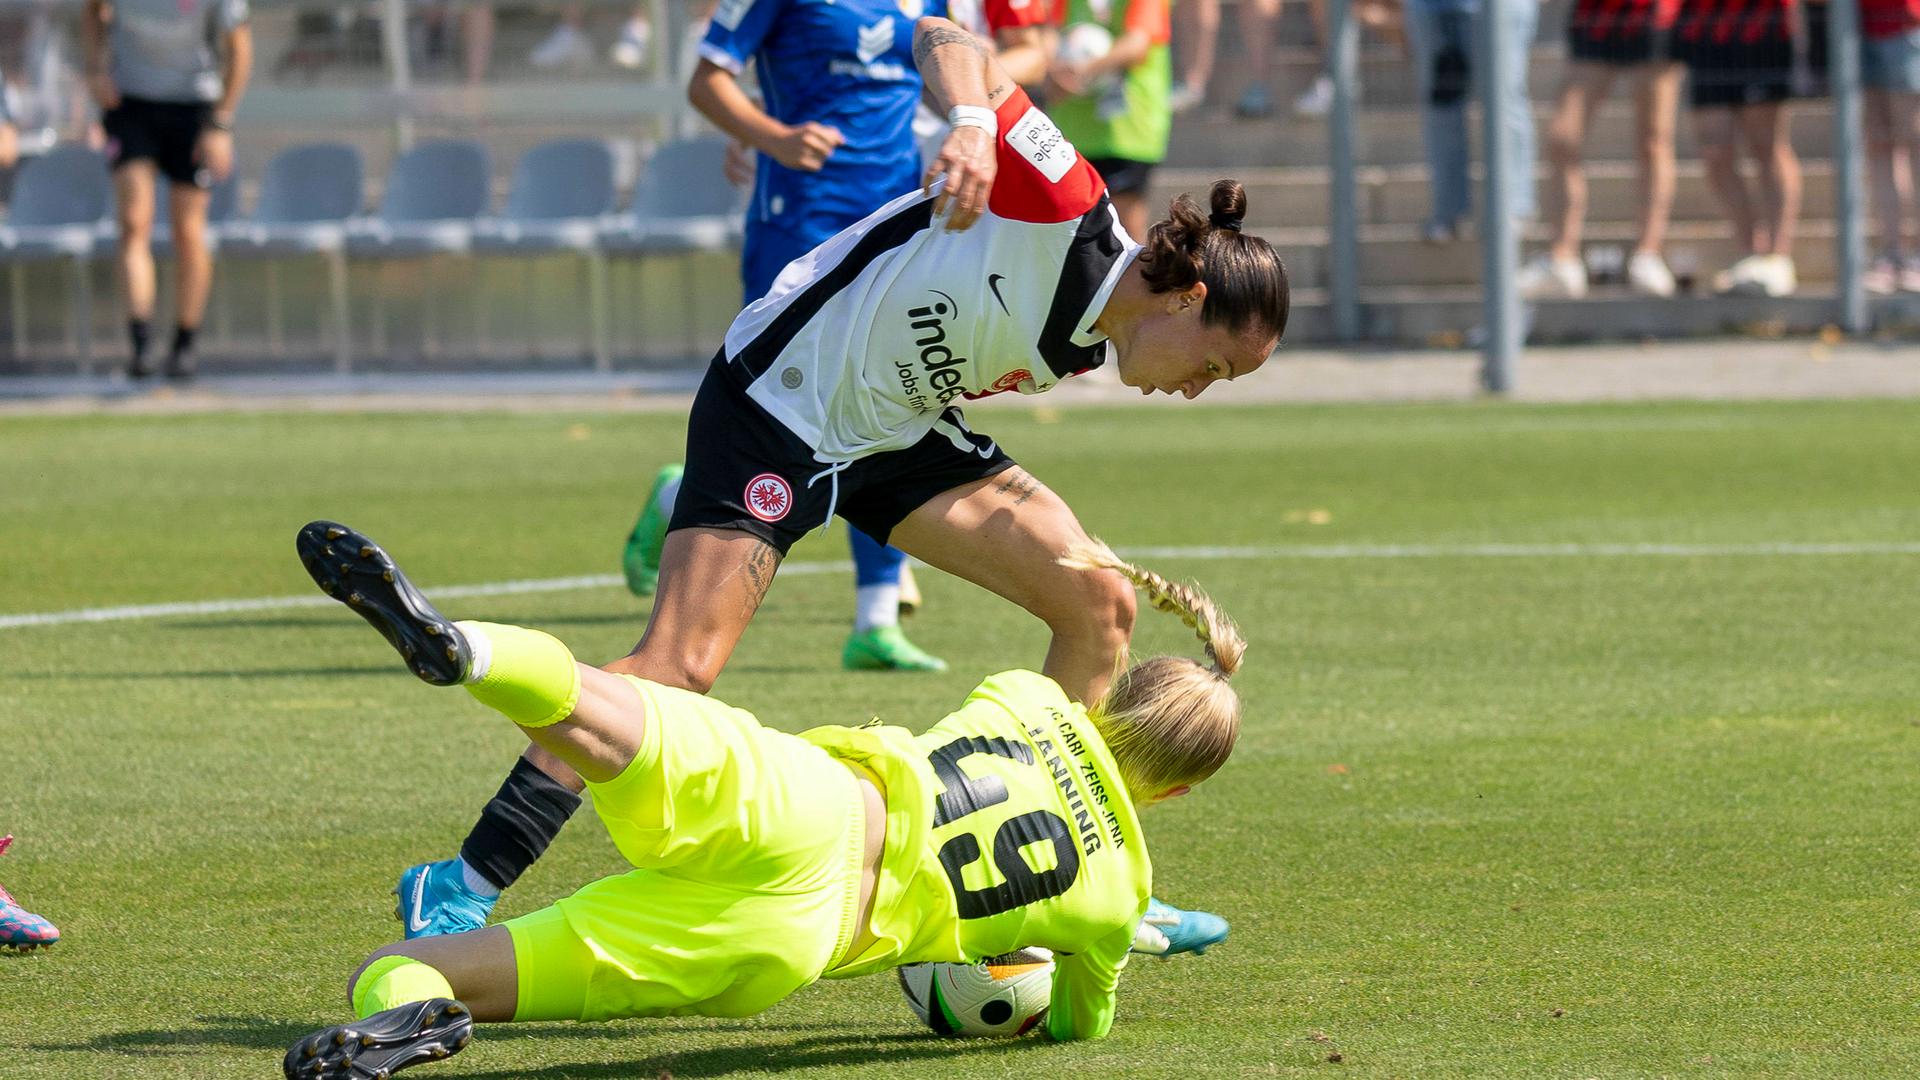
[1087,157,1156,198]
[103,96,215,188]
[668,355,1017,556]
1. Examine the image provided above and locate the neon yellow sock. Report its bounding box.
[351,955,456,1019]
[457,621,582,729]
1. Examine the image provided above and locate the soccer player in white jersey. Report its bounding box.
[392,15,1288,955]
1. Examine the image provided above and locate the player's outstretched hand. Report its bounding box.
[925,125,995,232]
[770,121,843,172]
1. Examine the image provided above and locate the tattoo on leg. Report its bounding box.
[994,470,1042,507]
[740,541,781,612]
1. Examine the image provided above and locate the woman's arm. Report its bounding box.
[912,16,1016,230]
[686,58,844,172]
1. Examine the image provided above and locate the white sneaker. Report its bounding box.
[1170,80,1205,114]
[529,23,593,69]
[1626,251,1676,297]
[610,16,651,69]
[1292,74,1334,118]
[1899,256,1920,293]
[1516,254,1588,299]
[1716,253,1796,297]
[1863,256,1899,296]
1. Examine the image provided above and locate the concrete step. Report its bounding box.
[1279,288,1920,346]
[1259,220,1842,290]
[1152,161,1843,230]
[1165,100,1841,168]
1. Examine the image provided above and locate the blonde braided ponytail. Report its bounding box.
[1060,540,1245,677]
[1058,539,1246,802]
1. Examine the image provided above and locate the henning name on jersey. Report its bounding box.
[1028,710,1121,857]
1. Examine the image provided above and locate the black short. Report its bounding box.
[1087,157,1155,198]
[1567,22,1671,66]
[1678,31,1795,108]
[668,358,1017,556]
[103,96,215,188]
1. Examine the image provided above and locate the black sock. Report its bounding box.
[170,325,198,359]
[128,319,151,363]
[457,757,583,891]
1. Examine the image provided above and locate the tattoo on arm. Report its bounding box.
[994,470,1042,507]
[913,23,986,69]
[986,80,1011,104]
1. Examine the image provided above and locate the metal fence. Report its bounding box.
[0,0,1914,383]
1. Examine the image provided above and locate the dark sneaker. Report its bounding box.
[164,346,197,380]
[296,521,470,685]
[283,998,472,1079]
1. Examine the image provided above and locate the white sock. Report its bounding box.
[456,621,493,685]
[854,584,900,633]
[656,475,681,518]
[457,856,502,899]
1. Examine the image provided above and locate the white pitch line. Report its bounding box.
[4,542,1919,631]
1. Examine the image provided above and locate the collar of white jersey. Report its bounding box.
[1069,242,1144,351]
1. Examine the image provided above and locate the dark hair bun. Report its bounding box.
[1207,180,1247,232]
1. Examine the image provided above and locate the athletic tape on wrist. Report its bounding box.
[947,105,998,136]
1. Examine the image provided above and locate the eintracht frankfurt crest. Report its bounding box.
[745,473,794,522]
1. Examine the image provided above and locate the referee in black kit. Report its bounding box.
[84,0,251,379]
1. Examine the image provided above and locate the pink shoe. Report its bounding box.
[0,835,60,951]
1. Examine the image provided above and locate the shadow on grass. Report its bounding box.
[32,1016,1042,1077]
[9,665,396,681]
[446,1027,1043,1079]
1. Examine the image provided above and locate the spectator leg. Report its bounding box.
[1631,60,1683,257]
[1175,0,1221,96]
[1236,0,1280,97]
[1544,63,1617,263]
[463,3,496,85]
[1736,101,1799,257]
[114,161,159,325]
[1693,107,1759,255]
[1890,88,1920,257]
[1865,87,1901,257]
[170,184,214,334]
[1404,6,1470,227]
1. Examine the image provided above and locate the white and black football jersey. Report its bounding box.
[718,87,1142,463]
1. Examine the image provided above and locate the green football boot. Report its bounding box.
[842,625,948,672]
[621,464,683,596]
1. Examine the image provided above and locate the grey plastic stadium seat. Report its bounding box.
[602,136,745,254]
[219,143,364,256]
[346,139,492,256]
[471,139,621,369]
[472,138,618,253]
[217,143,366,372]
[0,145,113,370]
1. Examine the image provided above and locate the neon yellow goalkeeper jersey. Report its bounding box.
[799,670,1152,1040]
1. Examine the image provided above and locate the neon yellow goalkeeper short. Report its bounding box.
[502,677,868,1022]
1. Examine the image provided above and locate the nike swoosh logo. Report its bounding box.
[987,274,1011,315]
[404,871,432,934]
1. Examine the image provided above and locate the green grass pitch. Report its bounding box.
[2,398,1917,1078]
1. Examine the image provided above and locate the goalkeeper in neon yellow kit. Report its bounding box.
[283,521,1246,1079]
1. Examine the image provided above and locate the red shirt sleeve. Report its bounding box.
[983,0,1051,30]
[1120,0,1171,44]
[987,88,1106,223]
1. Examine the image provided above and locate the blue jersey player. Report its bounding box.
[620,0,950,674]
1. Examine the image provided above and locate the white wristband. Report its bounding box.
[947,105,998,137]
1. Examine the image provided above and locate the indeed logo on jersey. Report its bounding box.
[896,291,973,413]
